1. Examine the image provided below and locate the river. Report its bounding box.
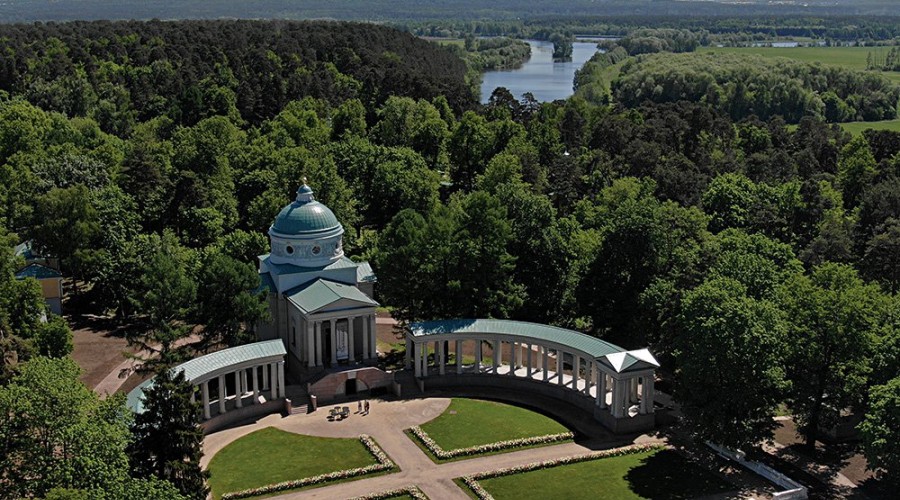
[480,40,599,103]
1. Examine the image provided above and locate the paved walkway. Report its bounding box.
[202,397,661,500]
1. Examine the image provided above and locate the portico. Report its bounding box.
[406,319,660,433]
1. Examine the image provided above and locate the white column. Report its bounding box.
[509,342,518,376]
[270,363,278,399]
[526,344,532,377]
[405,337,413,369]
[456,340,463,374]
[252,365,259,404]
[584,362,593,395]
[307,321,315,367]
[262,361,269,388]
[235,371,243,408]
[493,340,501,373]
[202,381,211,419]
[542,346,549,382]
[277,361,286,398]
[413,342,422,378]
[598,367,607,409]
[556,351,564,384]
[330,319,337,365]
[363,316,370,359]
[422,342,430,377]
[475,339,482,370]
[571,356,580,390]
[314,321,322,366]
[348,317,356,362]
[438,340,445,375]
[630,377,639,403]
[217,375,226,414]
[640,375,655,414]
[369,314,377,359]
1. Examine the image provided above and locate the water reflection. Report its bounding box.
[480,40,598,103]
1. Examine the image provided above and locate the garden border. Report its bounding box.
[348,485,429,500]
[458,443,663,500]
[408,425,574,460]
[220,434,396,500]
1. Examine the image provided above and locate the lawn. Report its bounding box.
[473,449,736,500]
[207,427,380,499]
[418,398,569,451]
[698,46,900,83]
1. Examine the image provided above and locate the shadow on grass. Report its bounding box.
[624,449,735,499]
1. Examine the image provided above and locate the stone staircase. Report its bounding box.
[285,385,312,415]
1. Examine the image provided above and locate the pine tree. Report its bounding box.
[128,368,209,500]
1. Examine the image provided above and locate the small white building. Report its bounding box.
[256,182,378,373]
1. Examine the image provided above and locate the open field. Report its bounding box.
[698,46,900,83]
[840,119,900,135]
[207,428,379,499]
[471,449,736,500]
[419,398,569,451]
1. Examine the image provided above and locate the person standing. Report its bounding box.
[358,400,362,413]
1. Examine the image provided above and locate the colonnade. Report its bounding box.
[194,360,286,420]
[306,313,377,367]
[406,337,655,419]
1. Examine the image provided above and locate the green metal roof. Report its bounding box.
[262,254,359,277]
[356,261,377,283]
[410,319,660,374]
[271,199,341,235]
[14,241,38,260]
[15,263,62,280]
[177,339,286,382]
[286,278,378,314]
[125,340,286,414]
[411,319,625,358]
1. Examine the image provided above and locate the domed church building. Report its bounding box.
[257,182,378,373]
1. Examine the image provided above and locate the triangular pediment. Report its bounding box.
[284,278,378,315]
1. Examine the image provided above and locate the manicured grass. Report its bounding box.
[474,449,735,500]
[839,119,900,135]
[207,427,379,499]
[419,398,569,451]
[699,46,900,83]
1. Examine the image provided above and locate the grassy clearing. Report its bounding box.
[698,46,900,83]
[840,119,900,135]
[418,398,568,451]
[207,427,379,499]
[473,449,735,500]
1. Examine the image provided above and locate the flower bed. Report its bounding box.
[221,434,396,500]
[459,444,663,500]
[408,425,574,460]
[348,485,428,500]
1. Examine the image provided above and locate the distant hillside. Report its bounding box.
[0,0,897,23]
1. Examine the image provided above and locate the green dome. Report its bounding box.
[271,184,341,235]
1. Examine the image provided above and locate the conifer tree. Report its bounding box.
[128,368,209,500]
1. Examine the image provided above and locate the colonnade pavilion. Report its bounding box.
[127,181,661,434]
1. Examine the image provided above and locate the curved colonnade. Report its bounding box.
[127,340,288,426]
[405,319,659,432]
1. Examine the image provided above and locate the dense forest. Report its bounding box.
[1,18,899,496]
[612,52,900,122]
[0,20,473,128]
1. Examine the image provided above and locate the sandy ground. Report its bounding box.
[69,312,136,389]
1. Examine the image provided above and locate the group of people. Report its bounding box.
[357,399,370,415]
